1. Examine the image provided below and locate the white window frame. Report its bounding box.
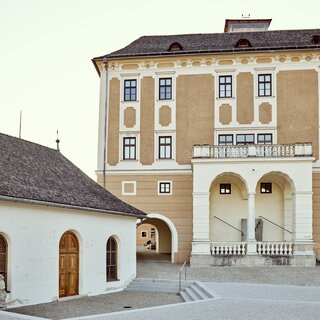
[120,73,140,102]
[155,71,176,102]
[120,133,139,162]
[158,181,172,195]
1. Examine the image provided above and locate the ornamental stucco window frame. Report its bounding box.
[155,71,176,102]
[120,73,140,102]
[158,136,172,159]
[124,79,137,101]
[258,74,272,97]
[122,137,136,160]
[219,75,233,98]
[159,78,172,100]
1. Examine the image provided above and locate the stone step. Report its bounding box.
[180,282,214,302]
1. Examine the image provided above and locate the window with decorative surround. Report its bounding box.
[158,136,172,159]
[124,79,137,101]
[258,74,272,97]
[159,78,172,100]
[123,137,136,160]
[219,75,232,98]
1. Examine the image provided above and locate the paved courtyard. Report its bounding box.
[3,260,320,320]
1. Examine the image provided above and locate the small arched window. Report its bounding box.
[0,235,7,291]
[235,39,252,48]
[106,237,118,281]
[168,42,183,52]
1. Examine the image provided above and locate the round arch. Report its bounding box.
[139,213,178,263]
[255,170,295,193]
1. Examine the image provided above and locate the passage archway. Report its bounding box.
[0,234,8,291]
[136,214,178,263]
[59,231,79,297]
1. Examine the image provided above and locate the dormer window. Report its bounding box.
[235,39,252,48]
[168,42,183,52]
[312,35,320,44]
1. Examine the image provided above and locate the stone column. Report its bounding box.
[0,274,6,310]
[191,192,211,255]
[246,192,257,255]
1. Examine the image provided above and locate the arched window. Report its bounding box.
[0,235,7,291]
[106,237,118,281]
[235,38,252,48]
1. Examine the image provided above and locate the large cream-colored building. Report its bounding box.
[92,19,320,266]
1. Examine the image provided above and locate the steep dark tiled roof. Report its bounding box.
[0,133,145,218]
[94,29,320,60]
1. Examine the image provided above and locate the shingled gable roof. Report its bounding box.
[0,133,146,218]
[93,28,320,61]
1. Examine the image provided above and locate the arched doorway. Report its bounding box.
[136,214,178,263]
[0,234,7,291]
[59,231,79,298]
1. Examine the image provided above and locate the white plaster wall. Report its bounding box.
[255,182,284,241]
[210,183,247,241]
[0,201,137,307]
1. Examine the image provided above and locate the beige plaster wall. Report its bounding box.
[140,77,155,165]
[277,70,319,159]
[176,74,214,165]
[98,173,193,263]
[237,72,254,124]
[107,78,120,166]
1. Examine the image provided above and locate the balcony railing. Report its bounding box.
[193,143,312,159]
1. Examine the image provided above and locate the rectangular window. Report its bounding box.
[159,78,172,100]
[261,182,272,194]
[220,183,231,194]
[219,75,232,98]
[258,74,272,97]
[124,79,137,101]
[236,134,254,145]
[218,134,233,146]
[123,137,136,160]
[159,136,172,159]
[257,133,273,145]
[159,182,171,194]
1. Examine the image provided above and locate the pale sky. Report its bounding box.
[1,0,319,179]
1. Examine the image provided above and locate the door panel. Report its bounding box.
[59,232,79,297]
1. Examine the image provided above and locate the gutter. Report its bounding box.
[0,195,146,219]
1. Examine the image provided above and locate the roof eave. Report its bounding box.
[104,44,320,61]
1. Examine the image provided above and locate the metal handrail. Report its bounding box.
[259,216,293,234]
[178,261,187,292]
[214,216,243,236]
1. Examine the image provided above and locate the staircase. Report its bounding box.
[180,282,214,302]
[125,278,189,294]
[125,278,214,302]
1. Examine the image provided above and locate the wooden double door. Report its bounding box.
[59,232,79,297]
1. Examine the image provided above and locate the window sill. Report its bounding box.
[121,100,139,103]
[255,95,274,99]
[121,159,139,162]
[216,97,235,100]
[156,99,175,102]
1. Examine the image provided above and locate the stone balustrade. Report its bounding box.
[0,274,6,310]
[256,241,294,256]
[210,241,293,256]
[193,143,312,159]
[211,242,247,255]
